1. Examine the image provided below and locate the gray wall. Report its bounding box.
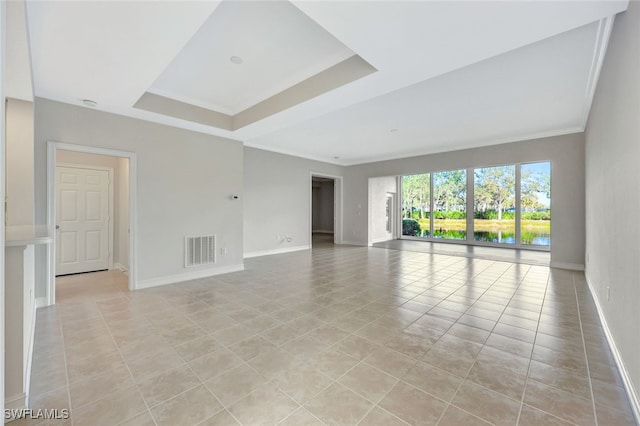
[585,3,640,406]
[34,98,244,291]
[344,133,585,268]
[34,100,587,287]
[243,147,342,255]
[312,180,334,233]
[6,98,34,226]
[369,176,397,243]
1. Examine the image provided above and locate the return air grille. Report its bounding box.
[185,235,216,267]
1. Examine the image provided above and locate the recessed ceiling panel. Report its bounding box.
[149,0,355,115]
[26,0,221,108]
[247,22,600,165]
[23,0,628,165]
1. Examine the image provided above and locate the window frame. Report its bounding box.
[399,161,551,251]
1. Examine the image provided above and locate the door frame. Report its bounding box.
[55,163,115,274]
[309,172,343,245]
[47,141,138,305]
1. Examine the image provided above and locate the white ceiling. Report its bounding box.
[6,0,33,101]
[21,0,629,165]
[149,0,354,116]
[25,0,222,108]
[249,20,601,164]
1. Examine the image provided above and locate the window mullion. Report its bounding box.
[429,172,434,239]
[515,164,522,247]
[467,167,474,242]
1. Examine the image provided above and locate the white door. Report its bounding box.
[385,193,394,240]
[56,166,111,275]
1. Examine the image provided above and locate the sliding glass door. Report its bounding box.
[473,165,516,244]
[432,170,466,240]
[400,161,551,249]
[521,162,551,247]
[401,173,430,238]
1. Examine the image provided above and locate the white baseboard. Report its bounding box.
[5,393,27,420]
[341,240,368,247]
[550,261,585,271]
[312,230,334,234]
[24,305,37,408]
[135,264,244,290]
[585,273,640,424]
[244,245,310,259]
[371,237,393,244]
[113,263,128,273]
[35,297,48,309]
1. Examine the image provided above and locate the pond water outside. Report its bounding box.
[406,219,550,247]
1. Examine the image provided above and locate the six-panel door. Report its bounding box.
[56,166,110,276]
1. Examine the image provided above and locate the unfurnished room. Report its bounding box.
[1,0,639,425]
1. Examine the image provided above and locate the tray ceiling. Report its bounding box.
[23,0,629,165]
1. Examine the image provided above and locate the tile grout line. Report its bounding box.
[102,291,224,423]
[42,247,632,426]
[179,290,377,425]
[354,379,409,426]
[572,271,600,426]
[95,300,160,426]
[427,258,507,425]
[172,299,260,426]
[514,267,551,425]
[376,257,492,424]
[435,262,535,425]
[143,304,235,425]
[76,257,463,426]
[149,291,263,424]
[261,264,462,426]
[354,258,502,425]
[58,311,74,426]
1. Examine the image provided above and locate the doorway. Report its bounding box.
[55,163,113,275]
[312,176,335,246]
[47,142,137,305]
[309,172,343,247]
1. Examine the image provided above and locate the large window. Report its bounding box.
[401,161,551,249]
[401,173,430,238]
[474,165,516,244]
[521,162,551,247]
[433,170,466,240]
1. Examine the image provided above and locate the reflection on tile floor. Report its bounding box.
[372,239,551,267]
[19,239,636,425]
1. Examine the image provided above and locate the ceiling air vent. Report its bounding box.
[185,235,216,267]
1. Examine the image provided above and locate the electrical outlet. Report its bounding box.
[607,285,611,301]
[221,247,228,255]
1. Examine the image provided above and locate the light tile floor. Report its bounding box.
[18,239,637,425]
[372,239,550,267]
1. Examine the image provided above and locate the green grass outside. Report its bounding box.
[416,218,550,232]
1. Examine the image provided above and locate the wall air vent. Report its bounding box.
[185,235,216,267]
